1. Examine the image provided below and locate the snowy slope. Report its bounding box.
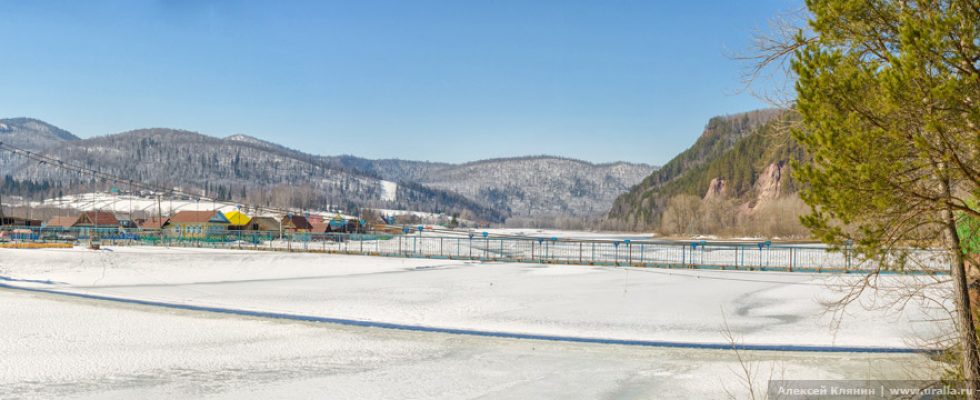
[379,180,397,202]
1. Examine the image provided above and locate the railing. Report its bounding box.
[0,226,950,273]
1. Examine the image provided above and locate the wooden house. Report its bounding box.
[167,210,229,239]
[224,210,252,231]
[246,216,279,232]
[118,219,139,229]
[310,220,329,234]
[139,217,170,230]
[74,211,121,229]
[44,215,79,230]
[0,216,42,227]
[280,215,313,233]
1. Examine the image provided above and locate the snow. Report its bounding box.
[372,208,458,221]
[479,228,655,240]
[251,233,947,272]
[30,192,357,220]
[379,180,397,202]
[0,246,949,398]
[0,246,951,349]
[1,289,937,399]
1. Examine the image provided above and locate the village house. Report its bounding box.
[309,219,329,234]
[223,210,252,231]
[73,211,121,229]
[280,215,313,233]
[0,216,43,227]
[330,216,352,233]
[248,216,280,232]
[44,215,79,230]
[139,217,170,230]
[117,219,140,229]
[167,210,229,239]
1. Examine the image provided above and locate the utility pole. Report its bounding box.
[0,157,5,228]
[157,194,163,239]
[0,188,5,228]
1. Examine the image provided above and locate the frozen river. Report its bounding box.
[0,246,951,398]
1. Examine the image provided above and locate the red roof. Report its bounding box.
[310,220,329,233]
[282,215,313,230]
[170,211,222,224]
[77,211,120,227]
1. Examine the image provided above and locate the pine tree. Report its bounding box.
[783,0,979,388]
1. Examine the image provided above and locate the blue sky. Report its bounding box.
[1,1,796,165]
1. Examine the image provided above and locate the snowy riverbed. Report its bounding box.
[0,246,951,398]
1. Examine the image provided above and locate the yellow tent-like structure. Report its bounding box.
[224,210,252,227]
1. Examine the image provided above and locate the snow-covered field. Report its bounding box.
[0,247,949,398]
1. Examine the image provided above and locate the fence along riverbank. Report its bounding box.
[0,226,950,274]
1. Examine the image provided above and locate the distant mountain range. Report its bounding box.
[326,156,654,218]
[0,118,654,223]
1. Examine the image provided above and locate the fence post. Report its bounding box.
[579,242,583,264]
[789,247,794,272]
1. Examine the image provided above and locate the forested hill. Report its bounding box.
[1,119,652,224]
[4,128,504,222]
[0,118,79,173]
[607,109,809,235]
[334,156,656,219]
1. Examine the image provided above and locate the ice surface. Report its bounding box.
[0,247,951,349]
[0,246,951,398]
[0,290,940,399]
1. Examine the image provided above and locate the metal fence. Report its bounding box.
[0,226,950,273]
